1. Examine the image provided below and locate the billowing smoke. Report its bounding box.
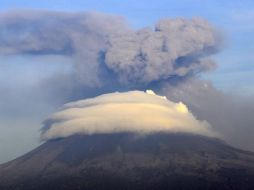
[0,10,220,89]
[41,90,216,140]
[105,18,219,84]
[0,10,127,88]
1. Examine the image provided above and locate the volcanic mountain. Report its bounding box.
[1,133,254,190]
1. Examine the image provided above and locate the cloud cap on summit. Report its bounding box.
[41,90,217,140]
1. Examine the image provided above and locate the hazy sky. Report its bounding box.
[0,0,253,164]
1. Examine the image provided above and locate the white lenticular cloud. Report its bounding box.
[41,90,217,140]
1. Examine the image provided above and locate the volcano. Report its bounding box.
[1,133,254,190]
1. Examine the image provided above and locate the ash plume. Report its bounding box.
[1,10,254,152]
[0,10,220,89]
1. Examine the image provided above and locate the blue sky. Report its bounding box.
[0,0,253,163]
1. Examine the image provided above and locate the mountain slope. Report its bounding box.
[1,133,254,190]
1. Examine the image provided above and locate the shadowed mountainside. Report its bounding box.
[1,133,254,190]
